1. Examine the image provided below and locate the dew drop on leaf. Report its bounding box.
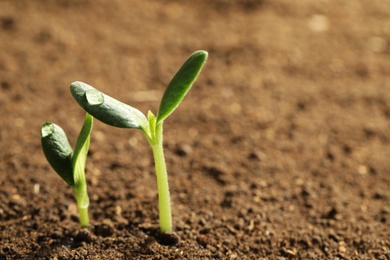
[41,122,54,138]
[86,89,104,105]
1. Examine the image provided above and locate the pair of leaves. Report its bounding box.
[41,114,93,186]
[70,50,208,136]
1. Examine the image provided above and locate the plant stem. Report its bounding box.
[72,185,90,228]
[77,204,89,228]
[149,122,172,233]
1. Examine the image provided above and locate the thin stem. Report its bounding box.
[77,205,89,228]
[72,184,90,228]
[149,122,172,233]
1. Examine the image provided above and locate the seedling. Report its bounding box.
[70,50,208,233]
[40,113,93,228]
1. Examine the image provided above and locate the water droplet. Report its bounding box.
[41,122,54,137]
[86,89,104,105]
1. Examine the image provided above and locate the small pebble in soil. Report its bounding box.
[197,234,209,247]
[175,144,192,157]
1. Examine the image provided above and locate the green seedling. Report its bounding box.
[70,50,208,233]
[40,113,93,228]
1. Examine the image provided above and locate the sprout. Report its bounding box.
[70,50,208,233]
[41,114,93,228]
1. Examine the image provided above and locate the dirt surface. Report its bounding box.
[1,0,390,259]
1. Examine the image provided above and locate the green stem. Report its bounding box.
[77,205,89,228]
[149,122,172,233]
[72,184,90,228]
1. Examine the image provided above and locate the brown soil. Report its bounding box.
[1,0,389,259]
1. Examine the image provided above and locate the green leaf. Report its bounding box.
[72,113,93,187]
[41,122,74,186]
[156,50,208,124]
[70,81,148,131]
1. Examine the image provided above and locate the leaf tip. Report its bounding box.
[41,122,55,138]
[156,50,208,124]
[194,50,208,61]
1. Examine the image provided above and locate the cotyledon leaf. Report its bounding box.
[156,50,208,124]
[40,122,74,186]
[70,81,148,131]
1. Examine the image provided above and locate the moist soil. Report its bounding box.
[1,0,390,259]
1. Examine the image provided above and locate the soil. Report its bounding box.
[0,0,389,259]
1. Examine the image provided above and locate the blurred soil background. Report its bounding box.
[0,0,389,259]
